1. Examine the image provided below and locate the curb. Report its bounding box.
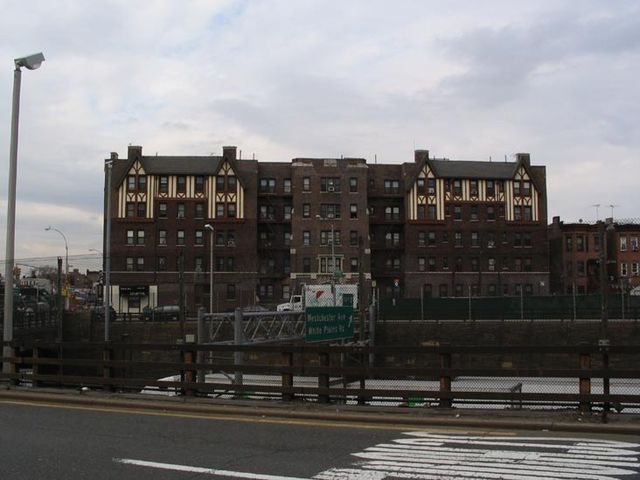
[1,387,639,435]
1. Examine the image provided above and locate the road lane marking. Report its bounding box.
[316,433,640,480]
[115,458,311,480]
[0,399,486,434]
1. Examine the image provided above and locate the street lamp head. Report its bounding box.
[204,224,214,231]
[15,52,45,71]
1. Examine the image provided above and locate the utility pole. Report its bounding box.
[179,250,185,339]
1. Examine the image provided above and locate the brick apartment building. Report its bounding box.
[549,217,640,295]
[105,146,549,313]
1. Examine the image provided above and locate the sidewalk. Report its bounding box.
[2,385,639,435]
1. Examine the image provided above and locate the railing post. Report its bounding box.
[318,350,330,404]
[197,308,206,384]
[103,344,114,392]
[281,351,294,402]
[579,348,591,413]
[439,344,452,408]
[32,345,40,388]
[599,339,610,423]
[234,307,244,390]
[183,348,196,397]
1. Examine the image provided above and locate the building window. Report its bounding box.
[216,257,225,271]
[515,258,522,272]
[159,230,167,246]
[453,205,462,221]
[158,203,167,218]
[126,257,134,271]
[487,233,496,249]
[195,257,204,272]
[302,203,310,218]
[194,175,205,193]
[216,176,225,191]
[303,230,311,246]
[454,284,463,297]
[514,206,522,221]
[216,232,225,246]
[620,236,628,251]
[320,204,341,219]
[302,257,311,273]
[157,256,166,271]
[418,232,426,247]
[282,285,290,300]
[471,232,479,247]
[227,257,235,271]
[137,230,145,245]
[523,206,532,221]
[350,231,359,246]
[127,175,136,191]
[514,232,522,247]
[349,177,358,193]
[136,202,146,218]
[177,203,185,219]
[227,231,235,247]
[195,230,204,245]
[576,260,585,276]
[227,176,236,192]
[523,232,532,247]
[227,284,236,300]
[513,181,521,196]
[576,235,584,252]
[470,180,478,197]
[451,180,461,196]
[427,205,437,220]
[486,206,495,220]
[383,179,400,194]
[138,175,146,192]
[159,176,168,193]
[442,256,449,270]
[471,257,479,272]
[126,230,135,245]
[283,178,291,193]
[621,263,628,276]
[631,236,639,251]
[470,205,479,221]
[455,257,463,271]
[385,232,401,247]
[522,181,531,196]
[303,177,310,192]
[259,205,275,220]
[195,202,205,219]
[321,177,341,192]
[177,230,185,246]
[284,232,291,246]
[284,205,293,221]
[632,262,639,275]
[384,206,401,221]
[439,284,448,298]
[259,178,276,193]
[524,257,532,272]
[136,257,144,271]
[418,257,426,272]
[350,204,358,219]
[176,175,186,194]
[227,203,236,218]
[488,257,496,271]
[428,257,436,271]
[565,235,573,252]
[454,232,463,247]
[486,180,495,197]
[350,258,358,273]
[427,178,436,194]
[417,205,426,220]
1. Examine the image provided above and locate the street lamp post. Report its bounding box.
[45,226,69,278]
[205,224,215,314]
[3,52,44,375]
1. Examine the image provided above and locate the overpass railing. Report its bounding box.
[1,341,639,418]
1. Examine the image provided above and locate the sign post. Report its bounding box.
[305,306,354,343]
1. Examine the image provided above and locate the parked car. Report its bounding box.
[142,305,180,322]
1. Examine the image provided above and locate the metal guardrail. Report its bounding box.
[1,341,639,419]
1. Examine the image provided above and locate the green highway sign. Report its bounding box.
[305,306,354,343]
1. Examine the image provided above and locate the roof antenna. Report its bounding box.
[239,149,242,160]
[504,155,507,162]
[252,153,255,160]
[608,204,618,219]
[592,204,600,221]
[374,154,377,164]
[489,156,492,162]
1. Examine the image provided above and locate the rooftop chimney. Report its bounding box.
[223,146,237,162]
[110,152,118,161]
[516,153,530,166]
[127,145,142,160]
[414,149,429,163]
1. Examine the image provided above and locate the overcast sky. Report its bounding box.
[0,0,638,267]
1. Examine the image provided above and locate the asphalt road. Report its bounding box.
[1,400,639,479]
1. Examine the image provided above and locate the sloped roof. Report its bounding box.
[139,156,223,175]
[429,159,518,179]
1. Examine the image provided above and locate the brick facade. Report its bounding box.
[105,146,549,313]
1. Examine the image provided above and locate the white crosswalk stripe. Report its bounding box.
[314,432,640,480]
